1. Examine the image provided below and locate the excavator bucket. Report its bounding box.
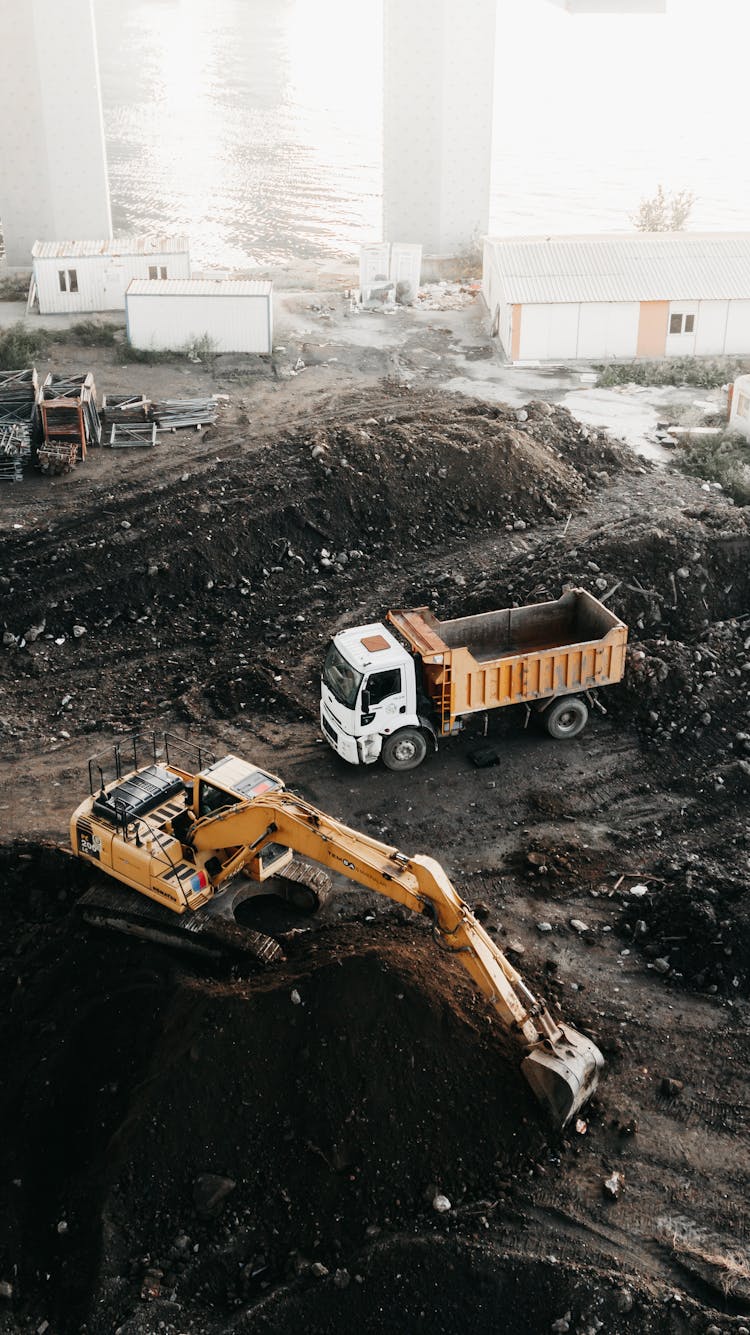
[521,1024,604,1128]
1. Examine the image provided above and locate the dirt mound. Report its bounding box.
[440,507,750,776]
[0,392,628,741]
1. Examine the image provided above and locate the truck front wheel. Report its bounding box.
[381,728,428,772]
[544,697,589,740]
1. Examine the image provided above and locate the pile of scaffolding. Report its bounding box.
[0,369,39,480]
[101,393,156,447]
[150,397,220,430]
[0,370,223,474]
[0,425,28,482]
[38,373,102,474]
[99,392,221,445]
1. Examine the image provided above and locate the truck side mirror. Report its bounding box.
[361,689,371,712]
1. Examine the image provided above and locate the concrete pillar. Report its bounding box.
[382,0,497,258]
[0,0,112,266]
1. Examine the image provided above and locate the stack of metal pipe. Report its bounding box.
[150,397,220,430]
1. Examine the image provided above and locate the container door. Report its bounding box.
[519,304,579,360]
[103,260,126,309]
[359,244,391,301]
[390,243,422,304]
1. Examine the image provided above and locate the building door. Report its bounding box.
[665,301,698,356]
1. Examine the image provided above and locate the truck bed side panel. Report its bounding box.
[447,629,627,719]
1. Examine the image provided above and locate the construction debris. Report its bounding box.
[417,281,481,312]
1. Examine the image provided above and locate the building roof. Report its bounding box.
[32,235,190,259]
[126,279,273,297]
[484,233,750,304]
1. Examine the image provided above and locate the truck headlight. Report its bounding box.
[359,735,381,763]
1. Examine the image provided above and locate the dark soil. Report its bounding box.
[1,387,749,1335]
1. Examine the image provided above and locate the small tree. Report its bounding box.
[631,184,695,232]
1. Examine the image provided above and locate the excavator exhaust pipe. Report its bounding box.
[521,1024,604,1128]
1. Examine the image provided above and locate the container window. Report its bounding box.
[684,314,695,333]
[148,265,158,280]
[58,270,67,292]
[669,313,683,334]
[160,266,168,279]
[737,393,750,419]
[68,270,78,293]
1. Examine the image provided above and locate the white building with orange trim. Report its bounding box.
[482,234,750,363]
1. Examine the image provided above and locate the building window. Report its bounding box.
[58,270,67,292]
[148,265,158,280]
[670,312,695,335]
[160,265,168,279]
[68,269,78,293]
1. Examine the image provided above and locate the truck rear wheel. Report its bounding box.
[381,728,428,772]
[544,697,589,740]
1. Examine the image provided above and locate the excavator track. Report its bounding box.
[76,880,283,967]
[273,858,332,911]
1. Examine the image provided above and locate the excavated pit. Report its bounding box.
[0,845,548,1332]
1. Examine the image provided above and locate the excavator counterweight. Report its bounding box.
[70,733,604,1127]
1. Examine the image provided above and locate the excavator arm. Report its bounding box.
[190,790,603,1126]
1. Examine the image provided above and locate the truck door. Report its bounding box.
[362,667,407,729]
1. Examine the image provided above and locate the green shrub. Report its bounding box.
[0,322,50,370]
[0,274,32,302]
[122,340,176,365]
[595,357,747,389]
[676,430,750,505]
[69,319,119,347]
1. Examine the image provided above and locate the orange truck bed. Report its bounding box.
[388,588,627,735]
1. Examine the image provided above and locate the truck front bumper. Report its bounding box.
[320,703,381,766]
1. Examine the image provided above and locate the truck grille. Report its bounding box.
[322,715,338,744]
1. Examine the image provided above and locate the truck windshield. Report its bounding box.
[323,641,363,709]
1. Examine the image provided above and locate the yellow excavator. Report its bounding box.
[70,733,603,1128]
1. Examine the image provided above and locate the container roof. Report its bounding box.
[484,233,750,303]
[126,279,272,297]
[32,235,190,259]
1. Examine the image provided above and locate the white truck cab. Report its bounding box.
[320,622,433,770]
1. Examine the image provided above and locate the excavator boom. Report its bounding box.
[190,790,604,1126]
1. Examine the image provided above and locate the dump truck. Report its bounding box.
[320,587,628,770]
[70,732,603,1127]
